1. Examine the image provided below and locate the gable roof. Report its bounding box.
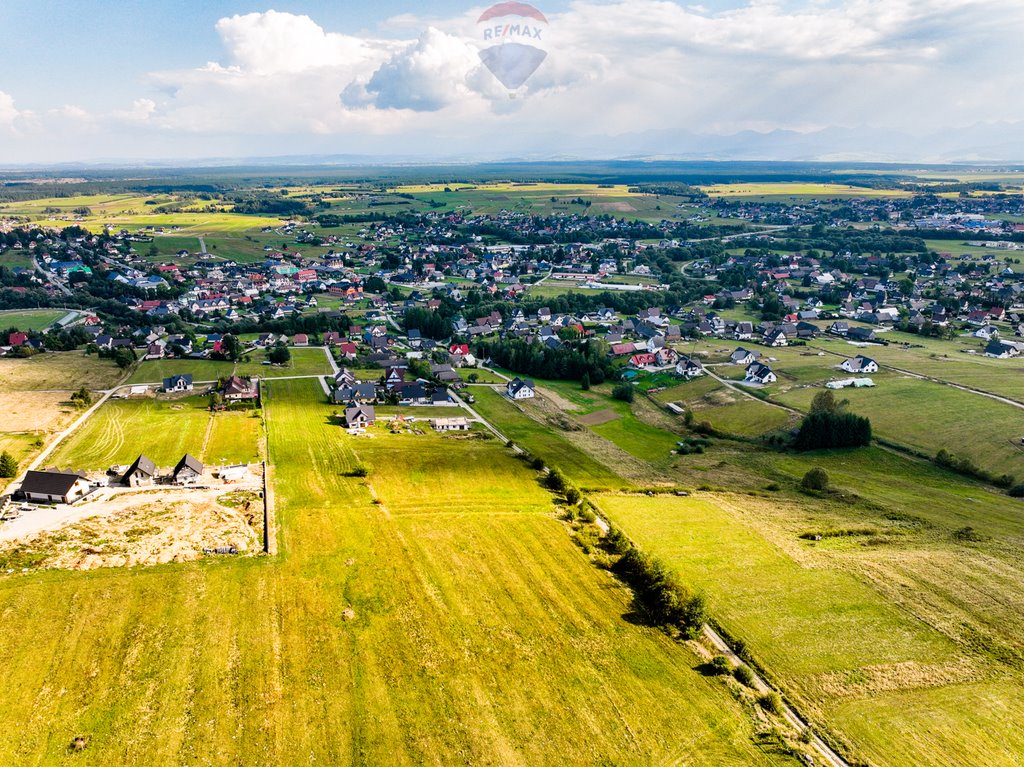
[20,470,86,497]
[123,454,156,479]
[173,453,204,476]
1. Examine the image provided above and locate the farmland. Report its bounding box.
[595,489,1024,767]
[0,379,801,765]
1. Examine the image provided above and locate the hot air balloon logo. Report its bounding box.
[477,2,549,91]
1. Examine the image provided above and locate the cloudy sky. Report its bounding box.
[1,0,1022,164]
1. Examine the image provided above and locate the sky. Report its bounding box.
[1,0,1023,165]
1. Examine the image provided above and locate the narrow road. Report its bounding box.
[321,345,340,375]
[809,344,1024,411]
[198,236,208,255]
[450,390,517,451]
[703,626,849,767]
[704,369,801,416]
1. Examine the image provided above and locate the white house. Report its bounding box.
[507,378,536,400]
[744,362,777,385]
[839,355,879,374]
[675,357,705,379]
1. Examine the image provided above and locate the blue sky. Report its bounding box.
[1,0,1022,164]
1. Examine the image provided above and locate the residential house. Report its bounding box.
[162,374,194,393]
[507,378,536,400]
[839,356,879,374]
[744,362,777,385]
[344,403,376,428]
[172,454,204,486]
[18,469,91,504]
[121,454,157,487]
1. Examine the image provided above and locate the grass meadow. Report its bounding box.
[48,396,261,469]
[127,347,332,384]
[0,378,800,765]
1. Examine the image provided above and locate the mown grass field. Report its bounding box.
[0,378,803,765]
[0,309,67,332]
[48,396,260,469]
[594,489,1024,767]
[127,347,332,384]
[774,375,1024,477]
[0,352,123,392]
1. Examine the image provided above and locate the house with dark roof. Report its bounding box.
[163,374,194,393]
[344,403,376,428]
[507,377,535,400]
[122,455,157,487]
[730,347,759,365]
[744,362,777,385]
[675,357,705,379]
[172,454,204,485]
[840,355,879,374]
[18,470,91,504]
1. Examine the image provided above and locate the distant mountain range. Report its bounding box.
[2,122,1022,170]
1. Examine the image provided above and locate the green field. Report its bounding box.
[0,309,68,332]
[48,396,260,469]
[127,347,332,384]
[774,375,1024,477]
[594,490,1024,766]
[0,378,803,764]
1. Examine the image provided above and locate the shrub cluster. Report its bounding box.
[612,547,708,638]
[793,411,871,450]
[936,449,1015,489]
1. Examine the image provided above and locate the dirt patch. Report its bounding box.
[535,386,579,413]
[0,391,76,432]
[0,482,263,571]
[593,201,637,213]
[578,409,621,426]
[806,657,986,700]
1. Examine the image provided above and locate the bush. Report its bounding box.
[612,382,635,403]
[794,410,871,450]
[710,655,732,675]
[801,468,830,491]
[733,664,756,687]
[757,691,785,716]
[612,548,707,634]
[348,464,369,478]
[544,468,568,493]
[530,456,545,471]
[564,486,582,505]
[1009,484,1024,498]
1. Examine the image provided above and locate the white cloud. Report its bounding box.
[2,1,1024,162]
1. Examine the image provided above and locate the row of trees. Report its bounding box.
[793,391,872,450]
[474,338,615,383]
